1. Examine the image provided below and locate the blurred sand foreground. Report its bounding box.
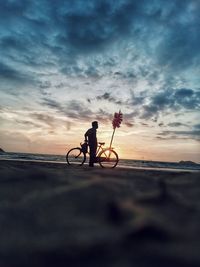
[0,160,199,267]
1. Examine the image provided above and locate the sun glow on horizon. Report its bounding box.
[1,114,200,163]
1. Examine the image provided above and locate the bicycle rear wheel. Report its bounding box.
[98,149,118,168]
[66,148,86,166]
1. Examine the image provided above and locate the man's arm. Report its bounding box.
[84,130,88,143]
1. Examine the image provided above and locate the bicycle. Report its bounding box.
[66,142,119,168]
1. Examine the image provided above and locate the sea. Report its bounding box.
[0,152,200,172]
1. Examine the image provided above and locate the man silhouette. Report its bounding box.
[85,121,98,167]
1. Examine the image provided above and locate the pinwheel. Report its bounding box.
[112,111,123,129]
[110,111,123,148]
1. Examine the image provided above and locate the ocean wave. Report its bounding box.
[0,152,200,171]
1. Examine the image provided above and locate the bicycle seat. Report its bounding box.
[99,142,105,145]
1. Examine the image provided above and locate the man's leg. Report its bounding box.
[89,145,96,167]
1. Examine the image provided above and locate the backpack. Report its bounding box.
[81,142,88,154]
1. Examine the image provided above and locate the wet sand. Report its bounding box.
[0,160,200,267]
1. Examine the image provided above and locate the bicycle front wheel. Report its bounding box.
[66,148,86,166]
[98,149,119,168]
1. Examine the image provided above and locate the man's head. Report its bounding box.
[92,121,98,129]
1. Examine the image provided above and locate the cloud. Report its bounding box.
[40,95,118,124]
[0,35,28,55]
[52,0,140,54]
[66,100,94,119]
[15,119,41,128]
[40,97,97,121]
[0,62,27,82]
[39,81,52,89]
[194,124,200,130]
[154,1,200,72]
[141,122,150,127]
[124,122,134,127]
[0,0,29,21]
[168,122,188,127]
[41,98,63,111]
[174,88,200,109]
[141,88,200,119]
[0,0,199,133]
[0,61,37,92]
[0,0,199,81]
[175,88,194,97]
[129,90,146,106]
[51,0,200,75]
[157,129,200,141]
[31,113,58,127]
[96,92,122,105]
[30,113,71,130]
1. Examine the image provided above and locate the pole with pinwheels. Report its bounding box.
[109,110,123,149]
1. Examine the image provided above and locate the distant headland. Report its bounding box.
[0,148,5,153]
[179,160,198,166]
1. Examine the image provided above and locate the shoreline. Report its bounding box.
[0,158,199,173]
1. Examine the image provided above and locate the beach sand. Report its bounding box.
[0,160,199,267]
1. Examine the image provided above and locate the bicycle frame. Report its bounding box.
[96,144,104,156]
[86,143,114,157]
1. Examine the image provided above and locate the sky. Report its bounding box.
[0,0,200,162]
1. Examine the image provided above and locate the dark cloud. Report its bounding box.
[40,97,96,121]
[124,122,134,127]
[53,0,140,53]
[157,129,200,141]
[123,111,139,120]
[95,108,113,124]
[66,100,93,119]
[141,122,154,127]
[30,112,71,130]
[41,98,93,121]
[0,0,199,80]
[174,88,200,109]
[0,35,28,53]
[15,119,41,128]
[156,135,189,141]
[142,104,160,120]
[175,88,194,98]
[0,62,26,82]
[0,61,38,93]
[52,0,200,73]
[130,90,146,106]
[194,124,200,130]
[154,1,200,72]
[41,98,64,111]
[39,81,51,89]
[141,88,200,119]
[96,92,122,105]
[31,113,57,127]
[0,0,29,20]
[168,122,188,127]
